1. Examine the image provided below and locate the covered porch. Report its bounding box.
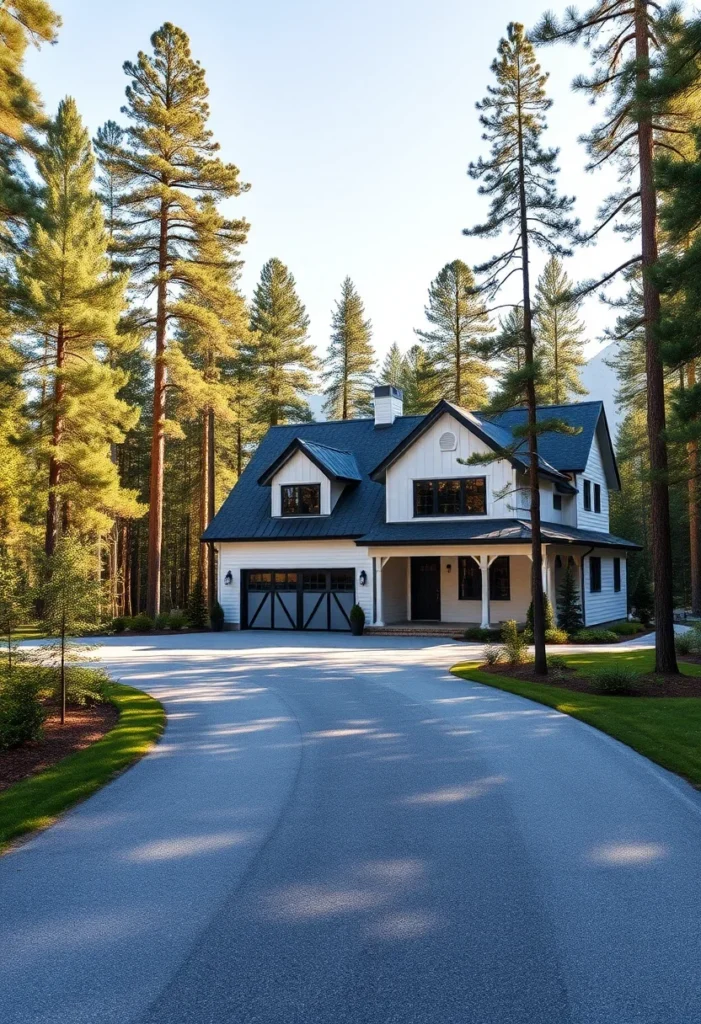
[368,545,580,629]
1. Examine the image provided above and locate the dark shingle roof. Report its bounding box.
[204,416,423,541]
[203,400,623,543]
[356,519,640,550]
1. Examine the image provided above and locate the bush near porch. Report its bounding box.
[452,650,701,788]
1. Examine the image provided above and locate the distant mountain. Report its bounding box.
[581,343,622,436]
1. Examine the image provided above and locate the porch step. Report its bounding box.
[366,626,466,640]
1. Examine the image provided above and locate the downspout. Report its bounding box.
[580,545,595,626]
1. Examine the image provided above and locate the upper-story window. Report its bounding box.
[281,484,320,516]
[594,483,601,513]
[413,477,487,517]
[583,479,592,511]
[553,493,562,511]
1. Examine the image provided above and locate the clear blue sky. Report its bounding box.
[26,0,629,369]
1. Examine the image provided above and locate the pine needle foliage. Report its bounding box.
[247,257,317,426]
[534,256,588,405]
[464,22,578,674]
[380,342,406,389]
[415,260,493,408]
[322,276,375,420]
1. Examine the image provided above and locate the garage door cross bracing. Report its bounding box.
[242,569,356,631]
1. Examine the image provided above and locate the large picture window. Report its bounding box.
[281,483,321,516]
[458,556,510,600]
[413,477,487,517]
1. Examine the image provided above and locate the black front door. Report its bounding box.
[411,557,441,620]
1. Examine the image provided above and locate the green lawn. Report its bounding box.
[13,623,48,642]
[0,682,165,853]
[451,650,701,788]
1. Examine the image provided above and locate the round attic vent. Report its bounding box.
[439,430,457,452]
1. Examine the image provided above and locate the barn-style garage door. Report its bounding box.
[242,569,356,631]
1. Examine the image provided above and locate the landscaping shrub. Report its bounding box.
[187,579,209,629]
[0,673,46,750]
[155,612,170,630]
[591,666,638,695]
[545,627,569,645]
[526,596,555,633]
[52,666,109,706]
[571,628,619,644]
[464,626,501,642]
[546,655,568,672]
[631,568,653,626]
[483,643,502,665]
[675,631,696,656]
[210,601,225,632]
[501,619,529,666]
[557,562,584,634]
[112,616,127,633]
[609,620,642,636]
[130,613,154,632]
[168,609,187,631]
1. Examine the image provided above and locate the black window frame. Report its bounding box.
[553,493,562,512]
[589,556,602,593]
[583,479,591,512]
[280,483,321,517]
[594,482,601,514]
[613,557,621,593]
[457,556,510,601]
[413,477,487,518]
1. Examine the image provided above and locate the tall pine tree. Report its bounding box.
[247,257,316,426]
[380,342,406,389]
[534,256,587,405]
[415,260,493,409]
[105,23,249,616]
[464,23,577,674]
[322,277,375,420]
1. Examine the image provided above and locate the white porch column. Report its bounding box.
[374,556,388,627]
[547,554,556,612]
[473,554,491,629]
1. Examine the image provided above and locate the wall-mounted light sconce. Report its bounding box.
[446,563,452,573]
[359,570,368,586]
[224,570,233,585]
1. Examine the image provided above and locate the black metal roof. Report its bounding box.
[203,400,627,544]
[258,438,362,485]
[356,519,641,550]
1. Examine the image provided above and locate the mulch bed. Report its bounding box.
[478,661,701,698]
[0,702,119,792]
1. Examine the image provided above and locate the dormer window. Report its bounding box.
[281,484,321,517]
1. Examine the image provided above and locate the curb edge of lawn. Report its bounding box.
[0,682,165,854]
[450,659,701,791]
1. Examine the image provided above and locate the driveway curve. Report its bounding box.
[1,632,701,1024]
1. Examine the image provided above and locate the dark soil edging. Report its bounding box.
[0,683,165,853]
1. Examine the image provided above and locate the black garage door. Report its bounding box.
[242,569,356,631]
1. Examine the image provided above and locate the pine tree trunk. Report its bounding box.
[45,325,65,558]
[199,409,210,603]
[207,407,215,609]
[455,277,462,405]
[635,0,678,672]
[146,201,169,619]
[516,57,547,675]
[687,362,701,615]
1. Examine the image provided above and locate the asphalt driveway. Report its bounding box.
[2,632,701,1023]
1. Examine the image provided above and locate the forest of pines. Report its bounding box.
[3,1,701,674]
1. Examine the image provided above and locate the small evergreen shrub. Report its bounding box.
[591,666,637,695]
[545,627,569,645]
[0,674,46,749]
[464,626,501,642]
[571,628,619,644]
[546,655,568,672]
[155,612,170,630]
[56,666,109,706]
[112,616,127,633]
[557,562,584,634]
[483,643,503,666]
[609,620,642,636]
[526,596,555,633]
[130,613,154,632]
[168,609,187,631]
[187,579,209,629]
[210,601,225,632]
[501,619,528,666]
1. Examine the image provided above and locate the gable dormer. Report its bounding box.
[258,438,361,518]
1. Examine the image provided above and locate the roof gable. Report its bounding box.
[258,437,362,486]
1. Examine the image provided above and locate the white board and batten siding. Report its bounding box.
[270,450,333,516]
[385,412,515,522]
[576,434,610,532]
[217,540,372,627]
[583,550,627,625]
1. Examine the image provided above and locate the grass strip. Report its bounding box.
[451,650,701,788]
[0,683,165,852]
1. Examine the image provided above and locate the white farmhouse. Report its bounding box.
[203,386,639,633]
